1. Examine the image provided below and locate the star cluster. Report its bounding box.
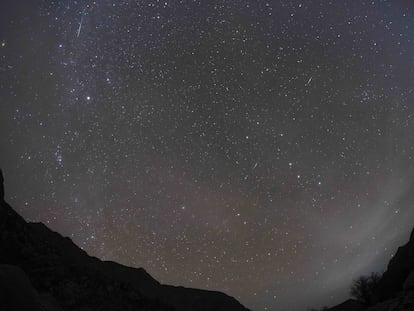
[1,1,414,310]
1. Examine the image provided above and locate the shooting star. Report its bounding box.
[77,13,84,38]
[253,162,258,170]
[306,76,313,86]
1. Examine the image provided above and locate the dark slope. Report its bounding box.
[375,228,414,301]
[0,173,250,311]
[326,299,364,311]
[326,228,414,311]
[0,200,173,311]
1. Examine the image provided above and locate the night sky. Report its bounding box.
[1,1,414,310]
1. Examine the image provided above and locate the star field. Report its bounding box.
[1,1,414,310]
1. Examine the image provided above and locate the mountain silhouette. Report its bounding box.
[326,228,414,311]
[0,170,250,311]
[375,228,414,300]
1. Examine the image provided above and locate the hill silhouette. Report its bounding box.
[326,227,414,311]
[0,169,250,311]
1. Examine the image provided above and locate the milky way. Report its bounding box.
[1,1,414,310]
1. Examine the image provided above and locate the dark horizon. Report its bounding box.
[1,1,414,310]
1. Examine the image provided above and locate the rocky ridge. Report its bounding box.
[327,228,414,311]
[0,169,250,311]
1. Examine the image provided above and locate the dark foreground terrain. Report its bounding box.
[0,172,249,311]
[2,167,414,311]
[326,228,414,311]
